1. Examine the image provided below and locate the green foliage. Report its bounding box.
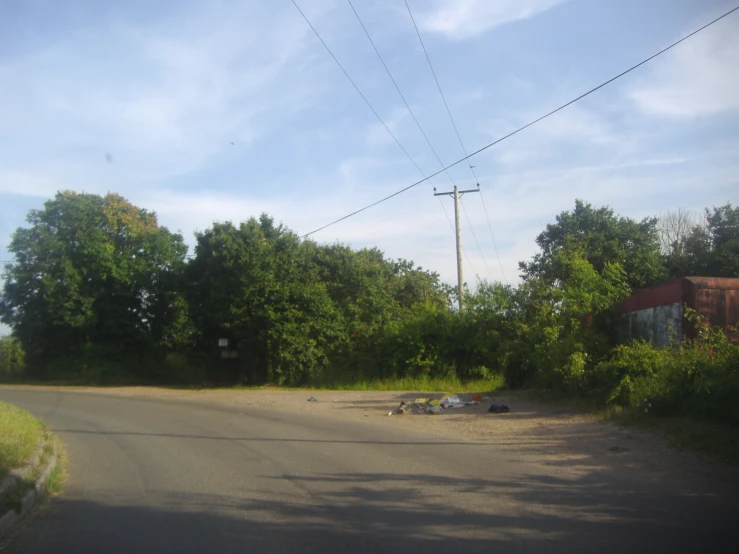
[662,203,739,278]
[186,216,348,385]
[0,402,44,478]
[704,203,739,277]
[0,191,188,379]
[0,336,25,380]
[521,199,667,288]
[1,190,735,422]
[184,216,450,386]
[595,310,739,425]
[308,373,505,392]
[501,248,630,392]
[375,302,456,379]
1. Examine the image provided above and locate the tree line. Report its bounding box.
[1,191,737,423]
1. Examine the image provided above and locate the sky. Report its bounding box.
[1,0,738,334]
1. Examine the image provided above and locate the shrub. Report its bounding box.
[0,337,25,381]
[595,309,739,425]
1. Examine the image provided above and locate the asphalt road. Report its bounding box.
[1,389,737,553]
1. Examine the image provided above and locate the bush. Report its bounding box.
[594,310,739,425]
[0,337,25,381]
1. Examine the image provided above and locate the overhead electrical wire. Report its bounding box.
[347,0,458,188]
[301,4,739,238]
[290,0,434,184]
[347,0,491,280]
[460,197,494,280]
[478,194,508,282]
[404,0,480,182]
[294,0,483,284]
[405,0,506,282]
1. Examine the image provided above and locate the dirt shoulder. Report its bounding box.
[2,385,737,499]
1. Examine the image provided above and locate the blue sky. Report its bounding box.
[1,0,738,327]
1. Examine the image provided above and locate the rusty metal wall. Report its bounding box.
[683,277,739,339]
[618,277,739,344]
[618,278,683,313]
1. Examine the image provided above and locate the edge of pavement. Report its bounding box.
[0,436,59,540]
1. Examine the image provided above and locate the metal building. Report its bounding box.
[616,277,739,346]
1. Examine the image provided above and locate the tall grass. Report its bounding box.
[0,402,44,479]
[307,373,505,392]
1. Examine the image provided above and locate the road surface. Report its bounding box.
[1,388,737,553]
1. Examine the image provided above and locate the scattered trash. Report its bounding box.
[440,395,463,408]
[307,397,318,402]
[389,401,409,416]
[487,403,510,414]
[386,394,489,416]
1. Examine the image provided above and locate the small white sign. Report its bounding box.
[218,338,228,347]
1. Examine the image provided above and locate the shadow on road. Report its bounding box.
[8,469,739,554]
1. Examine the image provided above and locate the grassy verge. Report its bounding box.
[0,402,44,480]
[0,429,65,514]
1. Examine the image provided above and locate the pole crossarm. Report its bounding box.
[434,188,479,196]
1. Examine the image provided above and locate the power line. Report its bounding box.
[301,4,739,238]
[347,0,486,283]
[404,0,479,181]
[290,0,433,184]
[460,197,494,281]
[479,193,508,283]
[347,0,458,189]
[406,0,507,281]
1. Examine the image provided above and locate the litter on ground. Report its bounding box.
[387,394,503,416]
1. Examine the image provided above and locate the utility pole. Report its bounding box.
[434,184,479,311]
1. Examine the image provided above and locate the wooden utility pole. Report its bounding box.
[434,184,479,311]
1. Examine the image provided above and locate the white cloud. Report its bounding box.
[488,104,620,167]
[416,0,568,39]
[0,3,325,184]
[627,19,739,117]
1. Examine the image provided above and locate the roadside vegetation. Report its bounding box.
[0,401,44,480]
[1,192,738,459]
[0,402,65,514]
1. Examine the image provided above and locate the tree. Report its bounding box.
[186,215,346,385]
[659,208,705,277]
[705,203,739,277]
[0,191,187,373]
[513,247,630,390]
[661,203,739,278]
[521,200,667,289]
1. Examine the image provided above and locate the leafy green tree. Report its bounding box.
[511,247,630,390]
[186,215,346,385]
[521,200,667,289]
[661,203,739,278]
[0,191,187,373]
[704,203,739,277]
